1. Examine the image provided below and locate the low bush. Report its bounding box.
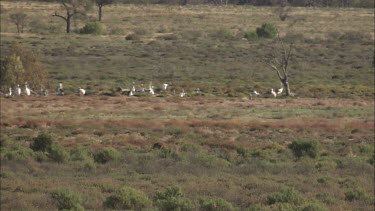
[200,197,235,211]
[154,186,193,211]
[30,132,54,152]
[288,140,319,159]
[51,188,84,211]
[103,187,151,210]
[244,31,258,41]
[79,22,103,35]
[267,187,304,205]
[256,23,277,38]
[93,147,120,164]
[49,145,69,163]
[302,202,328,211]
[345,188,366,201]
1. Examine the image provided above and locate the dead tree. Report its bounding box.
[95,0,114,22]
[52,0,91,33]
[261,33,295,96]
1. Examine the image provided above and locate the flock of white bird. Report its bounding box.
[1,81,284,98]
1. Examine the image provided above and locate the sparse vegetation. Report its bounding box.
[0,1,373,211]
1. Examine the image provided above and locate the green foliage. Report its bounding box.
[345,188,366,201]
[0,43,48,90]
[244,31,258,41]
[211,28,234,41]
[2,144,34,161]
[49,145,69,163]
[200,197,235,211]
[267,188,304,205]
[245,203,263,211]
[51,188,84,211]
[302,203,328,211]
[103,187,151,210]
[9,12,27,33]
[93,147,120,164]
[288,140,319,159]
[256,23,277,38]
[70,147,91,161]
[79,22,103,35]
[154,186,193,211]
[30,132,54,153]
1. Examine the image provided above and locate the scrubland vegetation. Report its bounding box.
[0,1,374,210]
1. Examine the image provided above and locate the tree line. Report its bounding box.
[4,0,374,8]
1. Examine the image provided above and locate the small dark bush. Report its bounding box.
[244,31,258,41]
[103,187,151,210]
[288,140,319,159]
[154,186,193,211]
[93,147,120,164]
[51,188,83,211]
[267,187,304,205]
[30,132,53,152]
[125,33,140,40]
[256,23,277,38]
[200,197,235,211]
[79,22,103,35]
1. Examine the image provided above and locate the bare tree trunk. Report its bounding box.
[16,24,20,33]
[99,5,102,21]
[66,16,71,33]
[282,80,291,96]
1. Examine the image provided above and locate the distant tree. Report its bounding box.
[9,12,27,33]
[0,43,48,90]
[261,33,295,96]
[95,0,115,21]
[52,0,92,33]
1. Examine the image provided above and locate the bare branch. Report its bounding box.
[52,11,67,21]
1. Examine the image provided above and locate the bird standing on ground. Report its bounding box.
[163,83,168,91]
[252,90,260,96]
[57,83,64,96]
[16,84,22,96]
[78,87,86,96]
[180,89,186,98]
[271,88,277,97]
[277,83,283,95]
[6,88,13,97]
[131,82,136,93]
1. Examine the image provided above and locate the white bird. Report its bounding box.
[16,84,22,96]
[57,83,64,96]
[180,89,186,97]
[277,84,283,95]
[163,83,168,91]
[150,86,155,95]
[6,88,13,97]
[131,82,136,92]
[25,82,31,96]
[195,88,201,94]
[252,90,260,96]
[129,90,134,96]
[271,88,277,97]
[78,87,86,96]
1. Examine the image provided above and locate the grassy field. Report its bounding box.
[0,1,374,211]
[0,2,374,98]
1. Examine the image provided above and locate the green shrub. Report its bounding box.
[267,187,304,205]
[103,187,151,210]
[30,132,53,152]
[256,23,277,38]
[200,197,235,211]
[154,186,193,211]
[49,145,69,163]
[244,31,258,41]
[51,188,84,211]
[93,147,120,164]
[245,203,263,211]
[302,203,328,211]
[79,22,103,35]
[212,28,234,40]
[3,145,34,161]
[345,188,366,201]
[288,140,319,159]
[70,147,90,161]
